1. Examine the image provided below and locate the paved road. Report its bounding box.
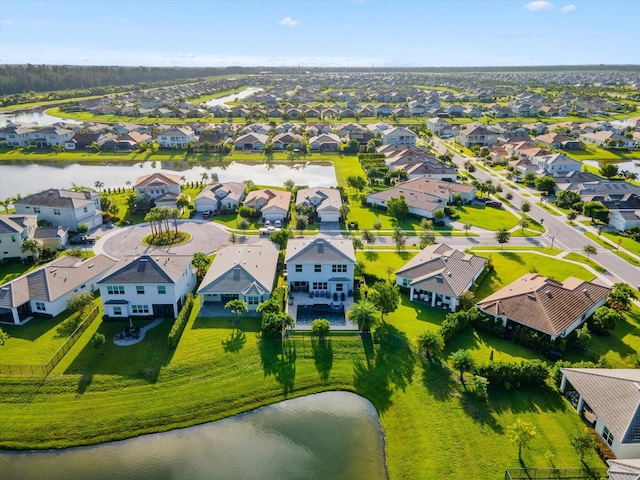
[433,138,640,288]
[94,220,261,260]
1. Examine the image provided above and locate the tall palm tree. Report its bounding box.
[94,181,105,193]
[346,300,378,333]
[416,330,444,360]
[583,244,597,259]
[21,238,42,262]
[450,349,476,386]
[2,197,14,213]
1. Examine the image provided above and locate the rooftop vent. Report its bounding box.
[88,263,94,268]
[545,290,552,298]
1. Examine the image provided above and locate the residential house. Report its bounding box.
[477,273,610,341]
[196,241,279,311]
[64,132,112,150]
[602,194,640,231]
[0,254,116,324]
[535,133,582,150]
[607,459,640,479]
[532,153,582,175]
[427,117,451,136]
[134,173,182,209]
[194,182,246,213]
[0,125,36,147]
[98,254,196,319]
[0,214,39,261]
[285,236,355,297]
[273,132,303,150]
[243,189,291,222]
[395,244,486,312]
[157,126,195,149]
[14,189,102,231]
[560,368,640,460]
[309,133,340,152]
[381,126,417,146]
[33,225,68,251]
[29,126,74,147]
[582,131,637,149]
[457,125,498,148]
[234,133,268,151]
[296,187,342,223]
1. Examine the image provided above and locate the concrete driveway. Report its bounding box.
[93,220,261,260]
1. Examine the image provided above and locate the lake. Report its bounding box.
[0,161,337,199]
[0,109,82,127]
[204,87,263,107]
[0,391,388,480]
[584,159,640,176]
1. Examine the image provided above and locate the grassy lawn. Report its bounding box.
[473,252,595,301]
[0,262,33,286]
[536,202,562,216]
[584,232,640,267]
[563,252,607,274]
[356,250,416,282]
[454,204,519,231]
[471,246,562,255]
[0,294,603,477]
[601,230,640,257]
[565,144,640,161]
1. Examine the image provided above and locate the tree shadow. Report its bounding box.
[76,373,93,397]
[420,357,455,402]
[490,386,568,415]
[459,391,504,433]
[258,337,297,396]
[221,328,246,353]
[364,251,379,262]
[311,337,333,381]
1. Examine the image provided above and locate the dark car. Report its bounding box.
[69,236,96,245]
[202,210,213,218]
[485,200,503,209]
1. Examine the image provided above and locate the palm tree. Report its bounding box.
[339,202,350,221]
[450,349,476,386]
[125,180,132,190]
[463,223,471,235]
[200,172,209,184]
[416,330,444,360]
[21,238,42,262]
[94,181,105,193]
[2,197,14,213]
[583,244,597,259]
[225,299,248,325]
[495,227,511,248]
[346,300,378,333]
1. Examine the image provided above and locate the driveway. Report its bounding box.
[93,220,261,260]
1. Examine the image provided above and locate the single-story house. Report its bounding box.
[194,182,246,213]
[243,189,291,222]
[560,368,640,459]
[295,187,342,223]
[476,273,611,341]
[396,244,486,312]
[196,241,279,311]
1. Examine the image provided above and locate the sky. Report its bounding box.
[1,0,639,67]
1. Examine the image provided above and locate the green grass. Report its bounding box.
[0,262,33,286]
[356,250,416,282]
[600,230,640,257]
[584,232,640,266]
[454,204,519,231]
[563,252,607,274]
[536,202,562,216]
[473,252,595,301]
[470,246,562,255]
[565,144,640,161]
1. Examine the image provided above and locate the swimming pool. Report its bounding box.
[296,304,346,327]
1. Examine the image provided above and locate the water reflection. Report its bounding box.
[0,392,387,480]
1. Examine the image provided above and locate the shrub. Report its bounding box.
[551,360,599,387]
[439,307,488,343]
[311,319,330,339]
[167,293,194,349]
[511,325,566,354]
[475,359,549,390]
[589,428,616,462]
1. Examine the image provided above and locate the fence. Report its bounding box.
[0,305,100,378]
[505,468,609,480]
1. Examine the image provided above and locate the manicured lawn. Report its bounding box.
[356,250,417,282]
[471,246,562,255]
[0,262,32,286]
[537,202,562,216]
[454,204,519,231]
[565,144,640,161]
[601,230,640,257]
[563,252,607,274]
[584,232,640,266]
[346,198,453,233]
[473,252,595,300]
[213,213,261,230]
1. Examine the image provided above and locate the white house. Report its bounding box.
[427,117,450,136]
[531,153,582,175]
[13,189,103,231]
[243,189,291,222]
[194,182,246,213]
[157,126,195,149]
[381,126,417,146]
[609,210,640,232]
[0,125,36,146]
[0,254,117,324]
[197,241,279,311]
[285,236,355,298]
[0,214,38,262]
[395,244,486,312]
[560,368,640,460]
[98,254,196,319]
[295,187,342,223]
[29,126,74,147]
[477,273,611,341]
[134,173,182,200]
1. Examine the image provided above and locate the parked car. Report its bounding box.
[69,235,96,245]
[259,226,278,236]
[202,210,213,218]
[485,200,503,209]
[274,219,282,227]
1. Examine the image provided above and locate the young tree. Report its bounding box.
[339,202,350,221]
[346,175,367,192]
[225,299,248,325]
[575,324,592,348]
[283,179,295,191]
[192,252,212,282]
[346,300,379,333]
[567,211,578,222]
[368,281,400,320]
[535,176,556,195]
[507,419,537,460]
[93,332,106,355]
[523,171,537,186]
[373,217,383,232]
[416,329,444,360]
[519,215,529,232]
[457,290,476,311]
[387,196,409,220]
[495,227,511,248]
[361,229,376,247]
[270,228,290,250]
[66,291,94,314]
[583,244,597,259]
[450,349,476,385]
[237,218,250,235]
[474,375,490,402]
[582,201,609,223]
[229,232,238,244]
[463,223,472,235]
[295,215,308,235]
[599,162,619,180]
[311,319,330,340]
[592,306,624,331]
[521,200,531,213]
[352,236,364,250]
[570,429,595,462]
[393,227,406,250]
[607,283,636,312]
[419,229,435,248]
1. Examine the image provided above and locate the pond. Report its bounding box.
[204,87,263,107]
[0,161,337,199]
[584,159,640,176]
[0,109,82,127]
[0,392,388,480]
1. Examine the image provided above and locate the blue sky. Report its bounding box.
[1,0,638,67]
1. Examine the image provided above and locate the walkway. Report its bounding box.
[113,318,163,346]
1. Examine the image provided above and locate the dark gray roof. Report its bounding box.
[14,189,96,209]
[98,255,193,285]
[0,214,37,235]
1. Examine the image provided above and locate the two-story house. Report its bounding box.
[134,172,182,208]
[295,187,342,223]
[98,254,196,319]
[0,214,38,262]
[157,126,195,149]
[457,125,498,148]
[13,189,103,231]
[285,236,355,297]
[381,126,417,146]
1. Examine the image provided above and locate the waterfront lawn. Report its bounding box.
[566,144,640,161]
[454,204,519,231]
[0,309,86,365]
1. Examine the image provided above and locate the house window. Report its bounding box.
[312,282,328,290]
[295,265,302,273]
[336,284,344,291]
[113,306,122,315]
[83,206,88,213]
[53,209,61,216]
[158,285,166,295]
[132,305,150,315]
[136,285,145,294]
[35,302,46,311]
[11,235,16,243]
[107,285,125,295]
[602,427,614,446]
[314,265,322,273]
[332,264,347,273]
[402,278,410,287]
[34,207,41,213]
[246,296,260,305]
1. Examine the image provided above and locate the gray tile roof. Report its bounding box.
[196,182,246,203]
[99,255,193,285]
[285,235,356,264]
[0,214,38,235]
[14,189,96,209]
[396,244,486,297]
[134,172,181,187]
[197,241,278,296]
[608,459,640,480]
[562,369,640,445]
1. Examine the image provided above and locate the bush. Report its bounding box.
[551,360,599,387]
[475,360,549,390]
[511,325,566,354]
[167,293,194,349]
[311,319,330,339]
[589,429,616,462]
[439,307,487,343]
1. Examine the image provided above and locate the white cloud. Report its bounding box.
[561,4,577,12]
[0,19,13,25]
[278,17,300,27]
[524,1,554,11]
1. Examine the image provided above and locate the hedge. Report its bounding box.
[475,359,549,390]
[440,307,487,343]
[166,293,194,349]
